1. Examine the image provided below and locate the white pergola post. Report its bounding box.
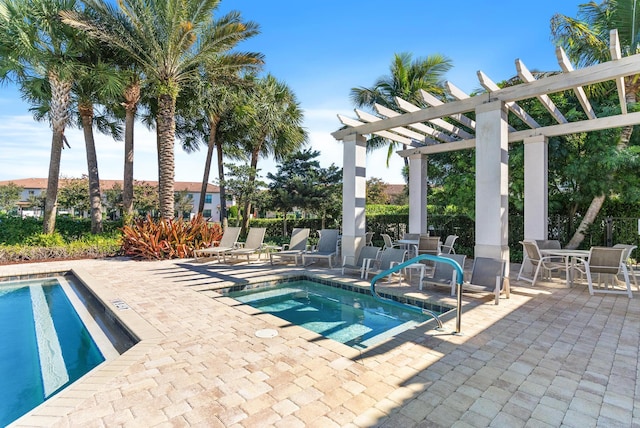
[408,154,428,234]
[341,133,367,264]
[475,100,510,265]
[524,135,548,240]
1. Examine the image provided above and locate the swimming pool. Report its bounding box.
[0,275,123,426]
[226,278,451,349]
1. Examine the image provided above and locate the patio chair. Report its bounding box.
[341,245,381,277]
[582,246,632,298]
[193,226,241,262]
[269,228,310,266]
[422,254,467,293]
[362,247,407,281]
[381,233,399,250]
[365,231,374,246]
[517,240,566,286]
[460,257,509,305]
[440,235,459,254]
[302,229,340,268]
[227,227,266,263]
[418,236,441,256]
[613,243,639,290]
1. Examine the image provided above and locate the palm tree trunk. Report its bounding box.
[79,102,103,234]
[199,116,218,214]
[157,93,176,219]
[216,138,227,221]
[241,147,259,235]
[123,82,140,224]
[43,72,72,234]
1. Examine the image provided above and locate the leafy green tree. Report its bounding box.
[267,149,325,233]
[58,177,91,215]
[61,0,262,220]
[133,182,159,216]
[551,0,640,247]
[103,182,123,220]
[174,190,194,219]
[1,0,85,233]
[366,178,389,205]
[240,74,307,234]
[223,163,266,228]
[0,182,24,213]
[350,52,453,166]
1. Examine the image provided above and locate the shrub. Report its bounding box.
[120,214,222,260]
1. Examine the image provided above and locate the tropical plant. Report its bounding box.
[222,163,266,228]
[61,0,263,220]
[0,0,86,234]
[120,213,221,260]
[350,52,453,166]
[551,0,640,247]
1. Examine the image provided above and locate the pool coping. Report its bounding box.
[7,267,164,428]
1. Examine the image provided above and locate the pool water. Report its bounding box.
[0,278,105,427]
[228,280,439,349]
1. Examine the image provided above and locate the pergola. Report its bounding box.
[332,30,640,272]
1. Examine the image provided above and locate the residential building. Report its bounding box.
[0,178,230,221]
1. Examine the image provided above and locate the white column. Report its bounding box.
[524,135,548,240]
[341,134,367,263]
[475,100,510,264]
[408,154,428,234]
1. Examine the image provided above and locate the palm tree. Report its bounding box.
[350,52,453,166]
[239,74,307,234]
[61,0,262,219]
[551,0,640,248]
[0,0,85,234]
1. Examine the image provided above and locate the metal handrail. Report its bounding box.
[369,254,464,332]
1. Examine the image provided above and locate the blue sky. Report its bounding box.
[0,0,586,185]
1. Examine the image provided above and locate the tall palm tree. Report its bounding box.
[61,0,262,219]
[0,0,85,234]
[551,0,640,248]
[350,52,453,166]
[240,74,307,234]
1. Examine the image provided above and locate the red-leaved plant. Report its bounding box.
[120,213,223,260]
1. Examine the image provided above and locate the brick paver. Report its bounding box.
[3,256,639,427]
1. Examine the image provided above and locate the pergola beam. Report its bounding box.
[420,89,476,130]
[374,103,454,143]
[610,29,628,114]
[515,59,568,124]
[337,114,413,145]
[477,70,540,128]
[355,109,426,141]
[332,53,640,140]
[397,110,640,156]
[555,46,597,119]
[395,96,474,139]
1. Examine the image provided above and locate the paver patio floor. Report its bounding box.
[3,256,639,427]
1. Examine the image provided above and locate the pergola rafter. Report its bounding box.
[373,103,454,143]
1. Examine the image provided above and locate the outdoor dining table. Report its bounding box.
[396,239,419,258]
[539,248,590,287]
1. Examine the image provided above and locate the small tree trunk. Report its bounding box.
[122,82,139,224]
[79,102,103,234]
[216,138,227,221]
[199,117,218,214]
[565,194,605,249]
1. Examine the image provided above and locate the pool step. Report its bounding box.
[30,285,69,397]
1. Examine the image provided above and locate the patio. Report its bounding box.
[6,257,639,427]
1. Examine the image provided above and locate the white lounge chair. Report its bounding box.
[269,228,310,265]
[342,245,381,277]
[193,226,241,262]
[227,227,266,263]
[460,257,509,305]
[362,247,407,281]
[302,229,340,268]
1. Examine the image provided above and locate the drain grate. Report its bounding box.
[255,329,278,338]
